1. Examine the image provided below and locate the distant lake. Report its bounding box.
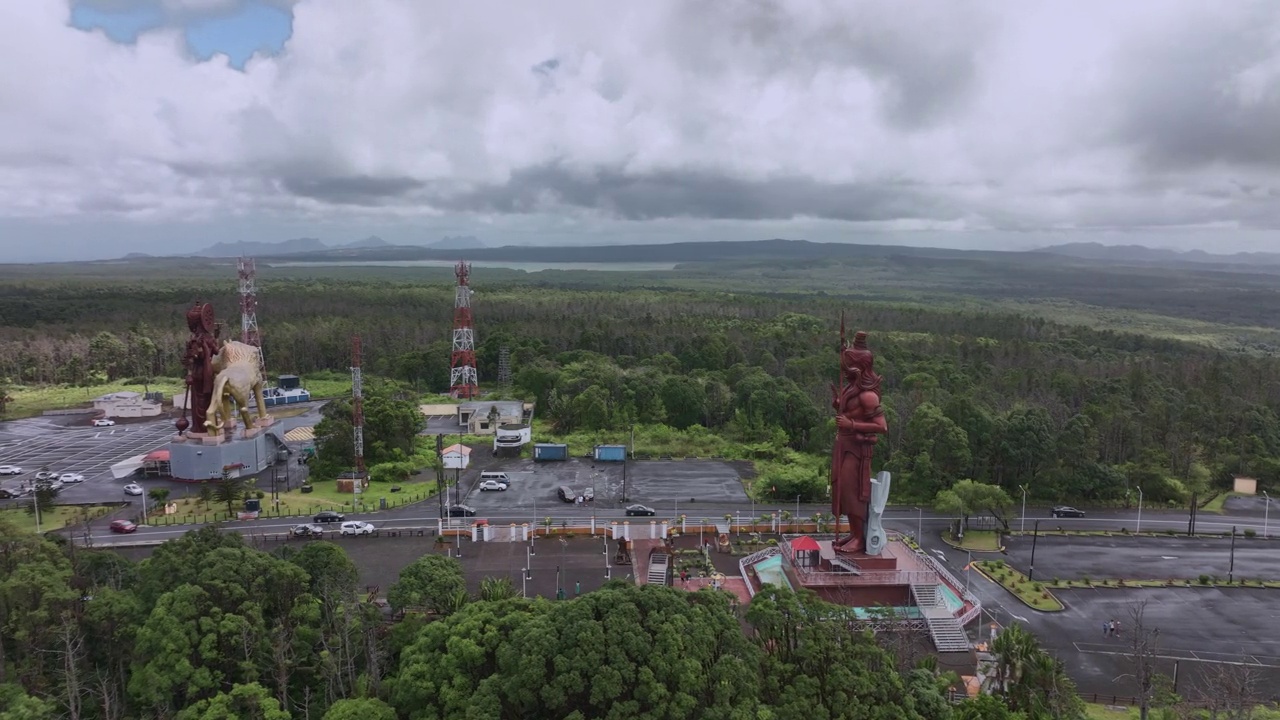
[268,260,679,272]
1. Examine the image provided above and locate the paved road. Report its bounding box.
[1003,534,1280,581]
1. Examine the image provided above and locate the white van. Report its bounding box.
[480,471,510,484]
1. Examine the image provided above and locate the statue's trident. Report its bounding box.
[832,312,847,540]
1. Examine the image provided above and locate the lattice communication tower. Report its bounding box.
[351,335,367,486]
[237,257,266,376]
[498,346,512,392]
[449,261,479,398]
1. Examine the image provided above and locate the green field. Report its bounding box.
[0,504,117,533]
[5,378,184,419]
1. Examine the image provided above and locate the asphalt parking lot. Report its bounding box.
[1023,587,1280,699]
[1002,534,1280,581]
[461,458,623,512]
[0,403,326,505]
[460,458,750,513]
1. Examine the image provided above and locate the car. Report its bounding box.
[1051,506,1085,518]
[625,504,656,517]
[37,478,64,491]
[340,521,376,536]
[0,488,23,499]
[447,504,477,517]
[582,488,595,502]
[291,523,324,538]
[313,510,345,523]
[35,470,58,481]
[478,480,508,492]
[109,520,137,534]
[93,419,116,427]
[0,465,21,475]
[59,473,85,484]
[122,483,143,496]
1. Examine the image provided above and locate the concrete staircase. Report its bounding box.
[831,555,862,574]
[648,552,670,586]
[912,583,971,653]
[925,616,971,653]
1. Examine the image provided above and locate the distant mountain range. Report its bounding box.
[180,236,1280,272]
[1038,242,1280,267]
[191,235,485,258]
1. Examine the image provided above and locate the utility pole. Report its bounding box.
[436,434,445,519]
[1188,493,1197,536]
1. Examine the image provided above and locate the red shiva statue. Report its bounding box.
[829,329,888,554]
[176,302,222,435]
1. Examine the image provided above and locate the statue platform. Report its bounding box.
[166,420,286,482]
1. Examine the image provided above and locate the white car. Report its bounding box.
[339,521,375,536]
[93,419,116,427]
[479,480,508,492]
[0,465,22,475]
[123,483,143,496]
[59,473,85,484]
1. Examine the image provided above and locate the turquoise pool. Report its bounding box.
[939,585,964,613]
[754,554,793,590]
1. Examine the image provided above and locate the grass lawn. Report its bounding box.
[298,372,352,399]
[5,378,185,419]
[945,530,1001,551]
[1201,491,1240,514]
[974,560,1065,612]
[0,504,117,533]
[142,478,442,526]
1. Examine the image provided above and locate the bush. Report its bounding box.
[1081,576,1090,585]
[1244,529,1256,539]
[1198,574,1211,585]
[1032,583,1042,592]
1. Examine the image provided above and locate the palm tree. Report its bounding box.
[780,510,793,533]
[478,576,518,602]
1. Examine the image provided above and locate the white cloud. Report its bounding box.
[1,0,1280,258]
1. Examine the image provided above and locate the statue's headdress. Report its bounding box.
[841,330,881,391]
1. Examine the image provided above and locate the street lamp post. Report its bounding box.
[522,567,528,597]
[1264,491,1271,539]
[1028,520,1040,581]
[1136,486,1143,535]
[1020,484,1028,533]
[1229,526,1237,584]
[795,495,801,525]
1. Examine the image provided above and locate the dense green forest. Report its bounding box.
[2,274,1279,506]
[0,523,1084,719]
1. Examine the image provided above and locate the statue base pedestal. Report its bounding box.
[166,424,283,482]
[840,553,898,571]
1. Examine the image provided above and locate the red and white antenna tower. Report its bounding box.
[237,257,266,375]
[351,335,366,487]
[449,260,479,398]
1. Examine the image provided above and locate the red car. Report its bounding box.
[109,520,137,534]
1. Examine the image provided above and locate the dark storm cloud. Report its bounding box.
[1112,5,1280,170]
[431,164,962,223]
[280,174,424,205]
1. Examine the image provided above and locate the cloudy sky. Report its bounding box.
[2,0,1279,261]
